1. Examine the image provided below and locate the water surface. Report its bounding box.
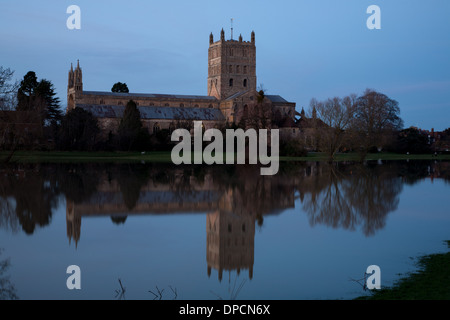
[0,160,449,300]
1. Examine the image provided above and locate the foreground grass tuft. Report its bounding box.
[356,241,450,300]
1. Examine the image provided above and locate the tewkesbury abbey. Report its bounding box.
[67,29,303,142]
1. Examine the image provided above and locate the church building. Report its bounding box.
[67,29,298,138]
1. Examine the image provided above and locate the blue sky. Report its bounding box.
[1,0,449,130]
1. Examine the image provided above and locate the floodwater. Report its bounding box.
[0,160,449,300]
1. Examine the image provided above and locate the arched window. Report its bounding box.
[180,103,184,107]
[229,78,233,87]
[153,122,161,134]
[243,79,247,87]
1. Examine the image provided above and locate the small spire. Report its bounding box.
[220,28,225,41]
[251,30,255,43]
[76,59,80,69]
[209,32,214,44]
[70,63,73,72]
[239,34,243,42]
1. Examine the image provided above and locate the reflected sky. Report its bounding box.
[0,161,449,300]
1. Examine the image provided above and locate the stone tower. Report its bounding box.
[207,29,257,100]
[206,189,255,282]
[67,60,83,112]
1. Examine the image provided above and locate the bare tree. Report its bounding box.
[310,94,356,161]
[350,89,403,161]
[0,67,19,111]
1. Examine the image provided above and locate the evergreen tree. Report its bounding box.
[17,71,38,111]
[36,79,62,125]
[117,100,149,150]
[17,71,62,125]
[111,82,129,93]
[58,108,100,151]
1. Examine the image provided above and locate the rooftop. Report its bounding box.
[82,91,217,101]
[77,104,225,121]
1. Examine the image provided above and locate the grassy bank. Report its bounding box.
[1,150,449,164]
[0,151,174,163]
[356,241,450,300]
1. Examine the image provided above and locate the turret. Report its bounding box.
[68,63,74,88]
[74,59,83,92]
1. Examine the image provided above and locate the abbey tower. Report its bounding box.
[66,28,297,137]
[207,29,257,100]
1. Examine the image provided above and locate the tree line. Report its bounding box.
[1,66,448,157]
[0,67,154,153]
[299,89,449,161]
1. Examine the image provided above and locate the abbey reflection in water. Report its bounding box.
[1,161,450,280]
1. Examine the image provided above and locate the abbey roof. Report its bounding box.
[77,104,225,121]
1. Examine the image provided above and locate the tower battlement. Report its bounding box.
[207,29,257,100]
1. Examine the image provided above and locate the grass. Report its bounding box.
[1,150,449,164]
[280,152,450,162]
[0,151,173,163]
[355,241,450,300]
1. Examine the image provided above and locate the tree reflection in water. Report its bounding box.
[298,162,403,236]
[0,248,18,300]
[0,161,449,239]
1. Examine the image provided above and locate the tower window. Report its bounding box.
[236,65,240,73]
[153,123,161,134]
[243,66,247,74]
[243,79,247,87]
[229,65,232,73]
[229,78,233,87]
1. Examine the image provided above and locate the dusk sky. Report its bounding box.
[1,0,449,130]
